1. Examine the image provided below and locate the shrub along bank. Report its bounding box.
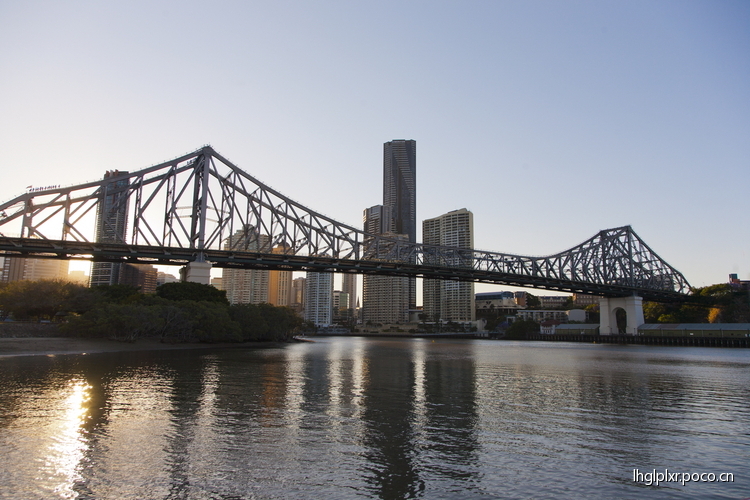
[0,279,302,343]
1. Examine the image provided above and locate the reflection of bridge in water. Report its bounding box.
[0,146,691,333]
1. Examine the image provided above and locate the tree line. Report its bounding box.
[0,279,304,343]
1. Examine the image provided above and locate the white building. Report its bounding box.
[305,271,333,326]
[422,208,475,322]
[221,226,270,305]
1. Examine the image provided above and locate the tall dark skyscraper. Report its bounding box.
[90,170,130,287]
[383,139,417,309]
[383,140,416,243]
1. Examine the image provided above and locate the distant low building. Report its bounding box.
[538,295,571,309]
[572,293,600,307]
[516,309,586,324]
[729,273,750,291]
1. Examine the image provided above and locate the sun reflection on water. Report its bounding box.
[43,380,91,499]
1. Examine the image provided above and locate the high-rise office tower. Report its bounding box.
[363,204,394,235]
[119,264,158,294]
[341,273,357,315]
[305,270,333,326]
[0,257,69,283]
[383,140,417,309]
[422,208,475,322]
[291,277,306,316]
[362,204,410,324]
[90,170,130,287]
[268,244,294,306]
[221,225,270,305]
[383,140,416,242]
[332,290,350,324]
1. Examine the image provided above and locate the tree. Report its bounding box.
[229,303,303,341]
[505,318,539,339]
[156,282,229,304]
[60,302,164,340]
[90,284,141,303]
[0,279,86,321]
[525,293,541,309]
[230,303,269,341]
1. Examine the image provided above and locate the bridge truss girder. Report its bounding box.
[0,146,691,301]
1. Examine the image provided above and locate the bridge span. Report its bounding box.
[0,146,691,332]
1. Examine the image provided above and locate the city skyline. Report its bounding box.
[0,2,747,290]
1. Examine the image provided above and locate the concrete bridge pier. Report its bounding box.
[599,295,644,335]
[180,260,212,285]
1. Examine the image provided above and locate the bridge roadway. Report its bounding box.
[0,236,688,302]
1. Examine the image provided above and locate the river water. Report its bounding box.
[0,338,747,499]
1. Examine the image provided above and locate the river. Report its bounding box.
[0,337,747,499]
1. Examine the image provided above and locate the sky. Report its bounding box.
[0,0,748,297]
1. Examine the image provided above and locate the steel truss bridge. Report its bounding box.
[0,146,690,301]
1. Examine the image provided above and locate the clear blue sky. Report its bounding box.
[1,1,748,293]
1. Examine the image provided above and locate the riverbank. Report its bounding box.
[0,336,265,358]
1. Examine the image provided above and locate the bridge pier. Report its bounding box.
[180,261,212,285]
[599,295,644,335]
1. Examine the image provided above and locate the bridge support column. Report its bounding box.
[599,295,644,336]
[181,261,212,285]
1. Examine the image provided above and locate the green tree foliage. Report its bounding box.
[504,318,540,339]
[4,278,300,342]
[584,303,600,323]
[642,284,750,323]
[91,284,141,303]
[180,300,241,342]
[61,302,164,341]
[0,279,87,321]
[230,303,303,341]
[62,299,242,343]
[525,293,541,309]
[156,282,228,304]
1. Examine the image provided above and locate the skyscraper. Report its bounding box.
[422,208,475,322]
[383,140,417,310]
[221,225,270,305]
[291,277,306,316]
[305,270,333,326]
[341,273,357,315]
[383,140,416,242]
[268,244,294,306]
[119,264,158,294]
[361,205,410,324]
[0,257,69,283]
[90,170,130,287]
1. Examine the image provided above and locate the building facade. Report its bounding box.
[0,257,69,283]
[119,264,158,294]
[361,204,410,324]
[268,244,294,306]
[221,226,270,305]
[362,232,411,324]
[291,277,306,316]
[383,140,417,309]
[422,208,475,322]
[341,273,357,313]
[90,170,130,287]
[305,271,333,326]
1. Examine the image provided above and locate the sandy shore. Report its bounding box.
[0,337,255,358]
